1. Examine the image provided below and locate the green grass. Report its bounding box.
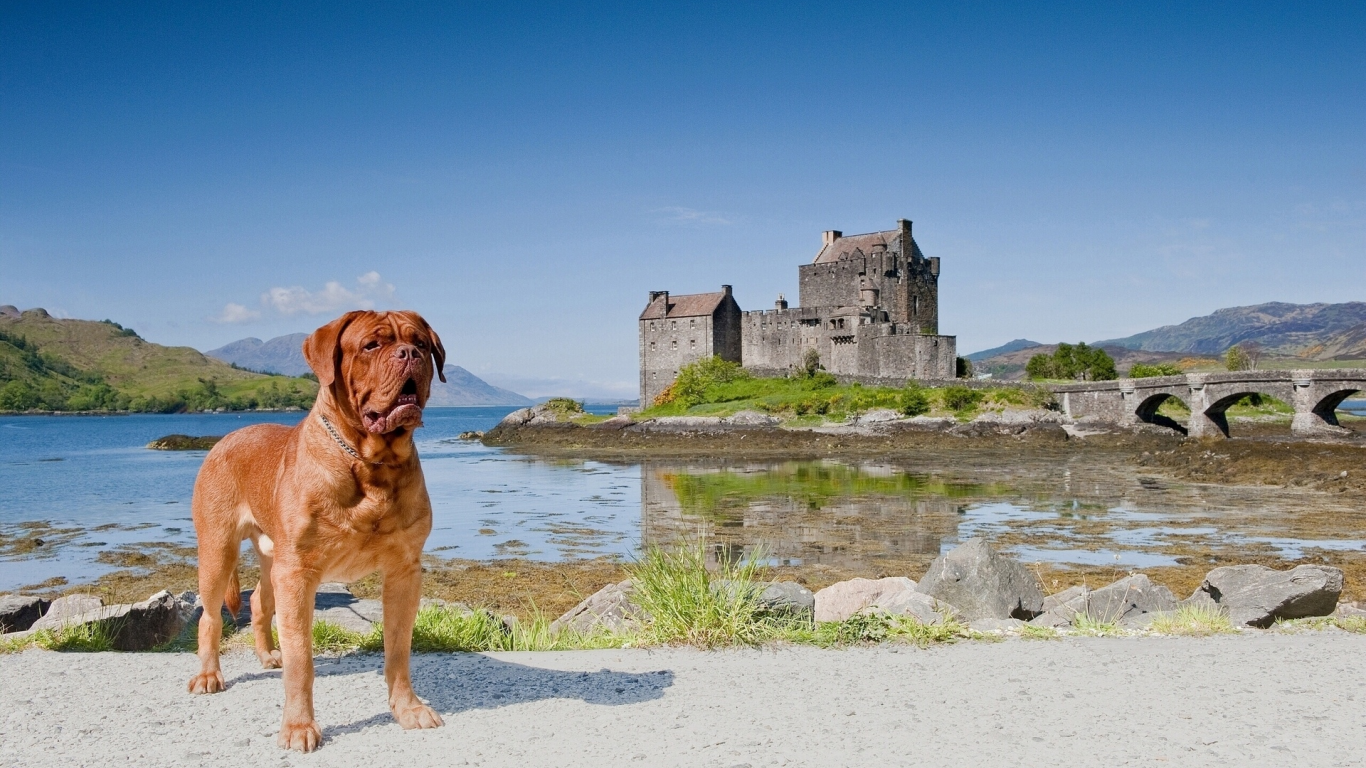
[626,542,777,647]
[797,610,971,648]
[638,357,1053,422]
[1148,604,1236,636]
[31,618,123,652]
[1071,613,1125,637]
[1019,624,1060,641]
[1336,616,1366,634]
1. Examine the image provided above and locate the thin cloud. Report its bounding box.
[211,302,262,324]
[653,206,732,226]
[212,272,397,323]
[263,271,396,316]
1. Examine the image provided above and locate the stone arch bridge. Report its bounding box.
[1052,369,1366,438]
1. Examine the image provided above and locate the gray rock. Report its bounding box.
[1333,601,1366,619]
[28,591,188,651]
[1085,574,1178,629]
[315,598,383,633]
[589,415,634,430]
[754,582,815,620]
[853,408,903,424]
[814,577,918,623]
[499,407,534,427]
[1030,591,1090,628]
[0,595,49,633]
[970,617,1026,632]
[1041,585,1088,614]
[550,580,646,634]
[1193,564,1343,628]
[916,539,1045,621]
[29,594,103,631]
[726,410,779,426]
[868,589,956,625]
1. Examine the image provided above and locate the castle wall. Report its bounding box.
[640,314,715,405]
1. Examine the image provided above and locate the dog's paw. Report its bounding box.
[257,649,282,669]
[393,702,444,730]
[277,720,323,752]
[186,671,226,694]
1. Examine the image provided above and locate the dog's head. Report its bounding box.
[302,310,446,435]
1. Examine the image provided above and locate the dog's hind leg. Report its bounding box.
[187,524,239,695]
[250,533,282,669]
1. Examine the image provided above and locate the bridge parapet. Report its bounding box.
[1051,369,1366,438]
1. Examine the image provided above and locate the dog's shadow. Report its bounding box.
[232,652,675,738]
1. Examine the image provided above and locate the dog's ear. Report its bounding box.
[302,311,365,388]
[399,311,447,383]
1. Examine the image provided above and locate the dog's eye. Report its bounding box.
[363,341,381,351]
[415,340,426,350]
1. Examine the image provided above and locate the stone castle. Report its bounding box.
[639,219,957,404]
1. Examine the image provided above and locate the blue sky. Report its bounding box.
[2,2,1363,398]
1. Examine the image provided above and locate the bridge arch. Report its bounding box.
[1134,392,1189,435]
[1200,390,1292,438]
[1311,388,1363,428]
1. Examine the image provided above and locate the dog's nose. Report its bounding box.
[392,344,421,363]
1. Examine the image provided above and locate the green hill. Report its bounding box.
[1097,302,1366,359]
[0,307,317,412]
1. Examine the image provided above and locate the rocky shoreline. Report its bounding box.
[6,539,1364,654]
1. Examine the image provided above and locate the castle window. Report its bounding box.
[649,342,656,351]
[689,339,696,348]
[689,319,695,328]
[914,296,920,316]
[671,340,677,350]
[670,320,677,329]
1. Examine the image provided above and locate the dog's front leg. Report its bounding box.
[275,568,323,751]
[383,559,443,730]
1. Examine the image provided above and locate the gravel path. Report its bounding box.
[3,634,1366,767]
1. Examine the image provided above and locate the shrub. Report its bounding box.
[956,357,973,379]
[799,348,822,378]
[1225,345,1251,372]
[542,397,584,417]
[1026,343,1118,382]
[1129,362,1183,378]
[942,385,984,412]
[627,542,771,648]
[899,384,931,416]
[666,356,751,408]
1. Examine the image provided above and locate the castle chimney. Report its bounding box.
[898,219,912,254]
[822,230,842,246]
[775,294,788,310]
[650,290,669,306]
[929,257,940,276]
[722,284,732,297]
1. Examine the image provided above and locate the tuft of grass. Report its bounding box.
[409,606,509,653]
[33,618,122,652]
[0,634,36,654]
[1071,613,1125,637]
[802,611,970,648]
[310,619,370,654]
[627,542,774,648]
[1335,616,1366,634]
[1274,616,1337,633]
[1148,604,1236,636]
[1020,624,1060,641]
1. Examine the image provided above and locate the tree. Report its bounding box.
[956,357,974,379]
[799,348,822,378]
[1025,343,1117,381]
[1225,345,1251,372]
[1129,362,1183,378]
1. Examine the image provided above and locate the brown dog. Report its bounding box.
[188,310,447,751]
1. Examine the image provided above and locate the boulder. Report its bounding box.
[28,591,188,651]
[1085,574,1178,628]
[866,589,956,625]
[1030,590,1090,628]
[813,577,917,623]
[1191,565,1343,628]
[754,582,814,620]
[970,617,1026,633]
[589,415,634,430]
[725,410,779,427]
[550,580,646,634]
[916,539,1045,621]
[1041,585,1088,614]
[498,408,534,427]
[853,408,903,424]
[0,595,49,633]
[313,584,383,633]
[1333,601,1366,620]
[29,594,103,631]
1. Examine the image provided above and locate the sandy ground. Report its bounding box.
[3,634,1366,767]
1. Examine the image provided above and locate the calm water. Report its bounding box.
[2,407,1365,591]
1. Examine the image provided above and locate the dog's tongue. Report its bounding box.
[365,403,423,434]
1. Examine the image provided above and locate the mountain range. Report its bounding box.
[967,301,1366,380]
[0,305,316,411]
[207,333,532,406]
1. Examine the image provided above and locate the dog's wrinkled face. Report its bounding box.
[303,310,446,435]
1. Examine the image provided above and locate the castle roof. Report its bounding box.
[639,291,728,320]
[813,229,925,264]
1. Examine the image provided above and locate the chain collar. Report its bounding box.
[318,413,402,467]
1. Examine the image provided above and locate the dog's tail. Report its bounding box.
[224,568,242,619]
